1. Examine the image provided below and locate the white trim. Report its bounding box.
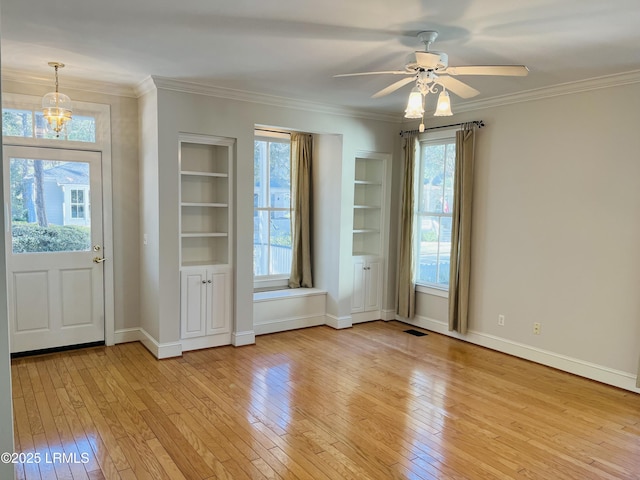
[113,328,140,344]
[253,287,326,302]
[2,68,137,98]
[381,309,396,321]
[231,330,256,347]
[351,310,381,324]
[149,76,401,123]
[255,314,325,336]
[181,334,232,352]
[2,94,115,348]
[401,314,640,394]
[138,328,182,359]
[325,314,352,329]
[416,285,448,298]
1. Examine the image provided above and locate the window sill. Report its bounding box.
[253,288,327,302]
[416,284,449,298]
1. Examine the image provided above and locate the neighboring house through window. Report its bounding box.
[415,129,456,291]
[254,130,292,288]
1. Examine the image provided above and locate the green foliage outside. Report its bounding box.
[12,223,91,253]
[421,230,438,242]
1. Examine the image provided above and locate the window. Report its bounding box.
[254,132,292,284]
[2,108,96,142]
[71,189,86,219]
[415,132,456,289]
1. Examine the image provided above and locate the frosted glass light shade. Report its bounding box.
[434,89,453,116]
[42,92,73,135]
[404,88,424,119]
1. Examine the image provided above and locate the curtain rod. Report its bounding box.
[255,127,291,135]
[399,120,484,137]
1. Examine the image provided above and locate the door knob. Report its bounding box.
[93,257,107,264]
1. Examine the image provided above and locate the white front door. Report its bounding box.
[3,146,105,353]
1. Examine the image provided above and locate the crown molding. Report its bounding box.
[1,68,138,98]
[453,69,640,114]
[147,75,402,123]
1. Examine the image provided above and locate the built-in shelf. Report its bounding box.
[353,156,385,257]
[181,202,228,208]
[181,233,228,238]
[179,135,234,268]
[181,171,228,178]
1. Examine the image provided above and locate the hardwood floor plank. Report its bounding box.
[11,321,640,479]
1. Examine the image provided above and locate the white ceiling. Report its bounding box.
[2,0,640,116]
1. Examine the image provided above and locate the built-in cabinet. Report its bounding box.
[179,134,234,350]
[351,153,387,322]
[351,257,382,320]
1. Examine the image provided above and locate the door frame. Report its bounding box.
[2,93,115,346]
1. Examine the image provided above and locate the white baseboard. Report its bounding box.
[115,328,182,359]
[181,334,232,352]
[113,328,141,344]
[381,309,396,321]
[255,314,325,336]
[351,310,382,324]
[325,314,352,329]
[403,315,640,394]
[232,330,256,347]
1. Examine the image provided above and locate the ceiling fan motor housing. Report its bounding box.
[405,51,448,71]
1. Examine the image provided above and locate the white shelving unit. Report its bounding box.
[352,156,384,256]
[179,134,234,350]
[352,154,387,322]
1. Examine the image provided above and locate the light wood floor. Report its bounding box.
[10,321,640,479]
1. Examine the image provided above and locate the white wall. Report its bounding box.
[138,82,398,348]
[0,51,16,478]
[2,80,141,334]
[404,81,640,391]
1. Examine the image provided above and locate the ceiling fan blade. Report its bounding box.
[436,76,480,99]
[372,77,416,98]
[445,65,529,76]
[334,70,410,77]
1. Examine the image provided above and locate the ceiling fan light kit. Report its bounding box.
[335,30,528,122]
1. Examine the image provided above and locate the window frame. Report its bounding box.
[253,131,292,289]
[414,128,457,293]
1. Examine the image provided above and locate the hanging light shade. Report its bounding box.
[434,88,453,116]
[404,87,424,119]
[42,62,72,137]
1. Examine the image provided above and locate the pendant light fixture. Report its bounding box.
[42,62,73,137]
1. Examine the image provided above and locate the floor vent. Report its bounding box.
[404,329,428,337]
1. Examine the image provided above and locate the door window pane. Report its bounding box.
[9,158,91,253]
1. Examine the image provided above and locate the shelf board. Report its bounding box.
[353,205,381,209]
[181,202,228,208]
[181,260,228,267]
[181,233,228,238]
[181,170,228,178]
[352,251,380,257]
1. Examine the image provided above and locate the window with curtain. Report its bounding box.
[415,131,456,289]
[254,132,292,287]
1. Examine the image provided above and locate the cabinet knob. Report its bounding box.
[202,280,207,284]
[207,279,212,283]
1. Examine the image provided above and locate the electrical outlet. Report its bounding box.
[498,315,505,326]
[533,322,541,335]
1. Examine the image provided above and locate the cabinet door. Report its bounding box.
[351,259,365,313]
[364,259,382,312]
[206,270,230,335]
[180,269,207,339]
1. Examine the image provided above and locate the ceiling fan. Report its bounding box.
[335,31,528,116]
